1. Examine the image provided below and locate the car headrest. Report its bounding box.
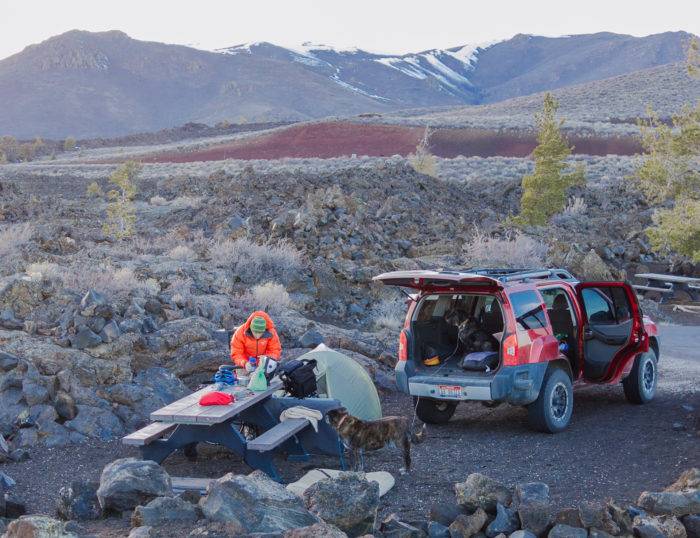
[552,294,569,311]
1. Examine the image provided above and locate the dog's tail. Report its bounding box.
[411,423,427,444]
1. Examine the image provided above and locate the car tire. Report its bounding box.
[414,397,457,424]
[623,350,658,404]
[527,367,573,433]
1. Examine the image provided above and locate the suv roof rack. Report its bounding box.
[465,267,576,283]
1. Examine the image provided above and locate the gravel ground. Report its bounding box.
[2,324,698,536]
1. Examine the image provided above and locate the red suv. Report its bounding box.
[373,268,659,433]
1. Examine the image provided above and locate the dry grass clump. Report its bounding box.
[464,229,548,268]
[27,261,160,298]
[209,237,303,284]
[562,196,588,216]
[25,261,62,280]
[408,127,438,178]
[0,223,34,258]
[0,223,34,275]
[107,229,208,259]
[167,245,197,261]
[237,282,292,314]
[372,296,405,331]
[170,196,202,209]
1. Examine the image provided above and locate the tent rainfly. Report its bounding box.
[299,345,382,421]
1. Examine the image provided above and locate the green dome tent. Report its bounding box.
[299,344,382,421]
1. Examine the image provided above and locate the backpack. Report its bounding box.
[278,359,317,398]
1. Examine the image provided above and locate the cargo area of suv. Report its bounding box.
[409,292,505,377]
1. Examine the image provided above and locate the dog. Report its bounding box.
[326,408,426,472]
[445,309,495,353]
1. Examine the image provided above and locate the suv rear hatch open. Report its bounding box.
[373,270,507,401]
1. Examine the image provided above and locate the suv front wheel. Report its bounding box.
[622,350,658,404]
[414,397,457,424]
[527,367,573,433]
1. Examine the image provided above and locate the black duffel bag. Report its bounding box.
[278,358,318,398]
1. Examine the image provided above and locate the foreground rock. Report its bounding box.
[302,472,379,537]
[633,514,688,537]
[96,458,173,513]
[454,473,512,512]
[282,522,348,537]
[56,480,101,520]
[448,507,488,537]
[638,490,700,517]
[486,502,520,537]
[4,515,76,537]
[200,470,318,533]
[132,495,198,527]
[513,482,552,536]
[548,523,587,537]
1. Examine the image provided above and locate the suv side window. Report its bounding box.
[581,287,632,325]
[508,290,547,330]
[581,288,615,323]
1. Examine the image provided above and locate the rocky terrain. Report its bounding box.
[0,30,694,138]
[0,153,690,448]
[0,147,697,536]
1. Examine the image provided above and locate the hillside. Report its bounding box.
[372,62,700,134]
[0,31,390,139]
[0,30,694,138]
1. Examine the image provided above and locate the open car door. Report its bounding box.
[575,281,648,382]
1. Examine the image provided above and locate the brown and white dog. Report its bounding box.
[326,407,426,472]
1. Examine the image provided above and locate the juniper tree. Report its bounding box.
[104,161,141,239]
[63,137,76,151]
[688,36,700,79]
[514,93,585,226]
[635,103,700,261]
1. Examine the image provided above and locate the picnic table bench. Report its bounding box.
[123,380,344,481]
[633,273,700,303]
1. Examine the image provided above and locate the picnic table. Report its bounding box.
[122,380,344,481]
[633,273,700,303]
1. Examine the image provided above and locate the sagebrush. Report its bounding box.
[464,229,548,268]
[209,237,303,284]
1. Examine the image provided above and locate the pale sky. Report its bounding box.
[2,0,699,60]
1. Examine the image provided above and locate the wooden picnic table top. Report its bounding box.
[150,380,283,425]
[634,273,700,284]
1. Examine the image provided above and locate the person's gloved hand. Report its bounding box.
[244,359,256,373]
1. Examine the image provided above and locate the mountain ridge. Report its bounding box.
[0,29,695,138]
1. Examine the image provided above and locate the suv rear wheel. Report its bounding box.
[527,367,573,433]
[414,397,457,424]
[623,350,658,404]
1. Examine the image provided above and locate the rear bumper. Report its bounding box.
[396,361,548,405]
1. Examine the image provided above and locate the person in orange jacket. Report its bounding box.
[230,310,282,371]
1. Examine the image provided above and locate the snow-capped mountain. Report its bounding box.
[0,30,693,138]
[217,41,492,105]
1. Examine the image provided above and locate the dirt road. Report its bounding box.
[4,324,698,533]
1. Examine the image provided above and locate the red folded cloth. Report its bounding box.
[199,391,235,406]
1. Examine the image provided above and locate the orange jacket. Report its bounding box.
[230,311,282,367]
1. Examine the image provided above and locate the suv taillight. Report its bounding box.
[502,333,518,366]
[398,330,408,361]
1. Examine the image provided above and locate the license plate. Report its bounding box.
[438,385,462,398]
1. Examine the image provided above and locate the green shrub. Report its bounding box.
[634,102,700,261]
[514,93,585,226]
[646,198,700,262]
[104,161,141,239]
